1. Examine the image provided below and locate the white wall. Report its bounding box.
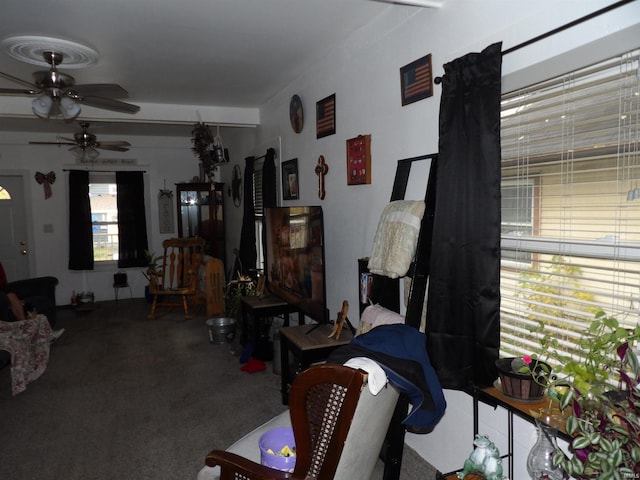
[252,0,640,477]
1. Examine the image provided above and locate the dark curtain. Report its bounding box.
[116,171,149,268]
[262,148,277,209]
[426,42,502,390]
[237,156,256,276]
[68,170,94,270]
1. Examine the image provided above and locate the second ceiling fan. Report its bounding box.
[30,121,131,162]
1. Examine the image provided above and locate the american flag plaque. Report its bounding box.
[316,93,336,139]
[400,54,433,106]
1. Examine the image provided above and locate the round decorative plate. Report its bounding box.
[289,94,303,133]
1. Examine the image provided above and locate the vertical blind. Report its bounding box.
[500,48,640,365]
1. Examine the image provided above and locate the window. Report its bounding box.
[499,48,640,367]
[0,185,10,200]
[501,179,535,264]
[89,175,119,262]
[253,157,265,273]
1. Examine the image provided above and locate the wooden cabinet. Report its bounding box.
[176,182,225,266]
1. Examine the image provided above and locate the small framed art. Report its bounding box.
[316,93,336,138]
[346,134,371,185]
[400,54,433,106]
[282,158,299,200]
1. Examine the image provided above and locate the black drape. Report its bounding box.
[262,148,277,209]
[426,42,502,390]
[237,156,256,276]
[68,170,94,270]
[116,171,149,268]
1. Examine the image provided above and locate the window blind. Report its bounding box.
[500,48,640,366]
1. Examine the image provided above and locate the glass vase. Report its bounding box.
[526,418,565,480]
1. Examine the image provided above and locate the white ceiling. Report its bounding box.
[0,0,442,138]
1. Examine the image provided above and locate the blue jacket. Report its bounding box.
[327,324,446,432]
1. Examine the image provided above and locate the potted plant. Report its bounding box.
[516,310,640,478]
[551,341,640,479]
[224,272,256,318]
[537,311,640,399]
[142,250,162,303]
[495,356,552,401]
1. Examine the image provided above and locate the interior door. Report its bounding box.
[0,175,29,280]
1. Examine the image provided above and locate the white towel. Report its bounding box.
[344,357,388,395]
[367,200,425,279]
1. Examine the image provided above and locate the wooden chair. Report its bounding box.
[147,237,205,319]
[196,257,226,317]
[200,363,399,480]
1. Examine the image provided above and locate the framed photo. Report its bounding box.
[400,54,433,106]
[316,93,336,138]
[282,158,299,200]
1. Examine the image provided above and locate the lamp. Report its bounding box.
[31,93,81,119]
[70,145,99,163]
[32,94,53,118]
[59,96,81,119]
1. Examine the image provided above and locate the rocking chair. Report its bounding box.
[147,237,205,319]
[198,363,399,480]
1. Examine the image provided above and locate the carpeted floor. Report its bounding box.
[0,299,437,480]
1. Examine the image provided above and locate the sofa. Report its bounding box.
[0,276,59,369]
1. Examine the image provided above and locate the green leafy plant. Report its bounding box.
[141,250,162,282]
[224,273,256,318]
[535,311,640,398]
[552,342,640,479]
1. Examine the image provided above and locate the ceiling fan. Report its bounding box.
[30,121,131,162]
[0,50,140,120]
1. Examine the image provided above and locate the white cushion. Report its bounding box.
[196,411,291,480]
[196,375,399,480]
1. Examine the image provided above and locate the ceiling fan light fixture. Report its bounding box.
[32,94,53,118]
[59,96,81,119]
[71,145,99,162]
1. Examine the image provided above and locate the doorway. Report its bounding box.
[0,174,30,280]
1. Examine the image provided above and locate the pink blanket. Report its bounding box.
[0,314,51,395]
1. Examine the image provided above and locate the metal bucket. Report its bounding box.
[206,317,237,344]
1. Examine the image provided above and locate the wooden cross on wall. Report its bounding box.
[315,155,328,200]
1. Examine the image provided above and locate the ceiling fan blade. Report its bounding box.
[70,83,130,99]
[96,144,130,152]
[59,136,76,143]
[76,96,140,114]
[0,87,38,95]
[96,140,131,148]
[29,141,76,146]
[0,70,39,90]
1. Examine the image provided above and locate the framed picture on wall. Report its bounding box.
[316,94,336,138]
[400,54,433,106]
[282,158,299,200]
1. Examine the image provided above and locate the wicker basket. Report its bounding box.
[495,357,548,401]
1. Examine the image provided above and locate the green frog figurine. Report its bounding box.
[457,434,504,480]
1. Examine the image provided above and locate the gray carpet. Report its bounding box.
[0,299,437,479]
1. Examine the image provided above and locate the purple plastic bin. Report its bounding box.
[259,427,296,473]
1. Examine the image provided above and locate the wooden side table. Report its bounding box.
[278,323,354,404]
[240,294,301,345]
